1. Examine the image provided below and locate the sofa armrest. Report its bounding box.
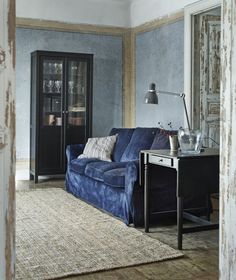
[66,144,85,163]
[124,160,140,225]
[125,160,139,193]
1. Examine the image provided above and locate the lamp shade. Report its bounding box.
[144,83,158,104]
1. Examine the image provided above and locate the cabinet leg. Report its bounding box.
[34,175,38,184]
[30,173,34,181]
[177,197,183,250]
[144,163,149,233]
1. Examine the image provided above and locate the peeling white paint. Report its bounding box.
[0,0,15,279]
[220,0,236,278]
[0,47,6,72]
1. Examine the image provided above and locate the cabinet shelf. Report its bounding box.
[44,111,61,114]
[43,92,62,96]
[69,74,85,78]
[43,125,62,128]
[43,73,62,77]
[69,106,86,112]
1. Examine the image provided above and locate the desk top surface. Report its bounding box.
[141,148,219,159]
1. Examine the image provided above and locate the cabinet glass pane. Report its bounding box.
[67,61,87,126]
[42,59,63,126]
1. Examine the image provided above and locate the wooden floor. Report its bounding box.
[16,179,219,280]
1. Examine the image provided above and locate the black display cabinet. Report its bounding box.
[30,51,93,183]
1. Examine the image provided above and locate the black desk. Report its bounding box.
[141,149,219,249]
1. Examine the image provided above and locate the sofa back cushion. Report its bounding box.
[109,128,135,162]
[150,129,177,150]
[120,127,157,162]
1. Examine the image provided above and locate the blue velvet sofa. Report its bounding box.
[66,127,206,226]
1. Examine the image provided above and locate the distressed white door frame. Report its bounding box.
[220,0,236,278]
[184,0,221,127]
[0,0,15,279]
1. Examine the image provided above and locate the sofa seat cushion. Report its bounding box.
[103,168,126,188]
[85,161,127,182]
[70,158,101,175]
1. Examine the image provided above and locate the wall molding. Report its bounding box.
[122,29,135,127]
[16,17,126,36]
[16,12,184,128]
[133,10,184,34]
[16,11,184,35]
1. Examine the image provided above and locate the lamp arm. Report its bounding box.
[158,90,180,97]
[158,90,191,130]
[181,94,191,130]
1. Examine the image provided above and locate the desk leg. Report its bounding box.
[206,194,211,221]
[144,163,149,233]
[177,197,183,250]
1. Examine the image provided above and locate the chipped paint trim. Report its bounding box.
[220,0,236,278]
[0,143,7,150]
[0,127,6,151]
[0,0,16,279]
[8,0,15,69]
[0,47,6,68]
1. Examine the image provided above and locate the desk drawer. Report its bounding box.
[149,154,173,167]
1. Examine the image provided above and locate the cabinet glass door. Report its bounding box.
[42,59,63,126]
[67,60,87,127]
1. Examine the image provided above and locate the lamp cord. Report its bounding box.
[202,137,219,146]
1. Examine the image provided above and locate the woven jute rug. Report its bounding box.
[16,188,183,280]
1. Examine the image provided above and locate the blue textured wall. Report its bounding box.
[136,20,184,130]
[16,28,123,159]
